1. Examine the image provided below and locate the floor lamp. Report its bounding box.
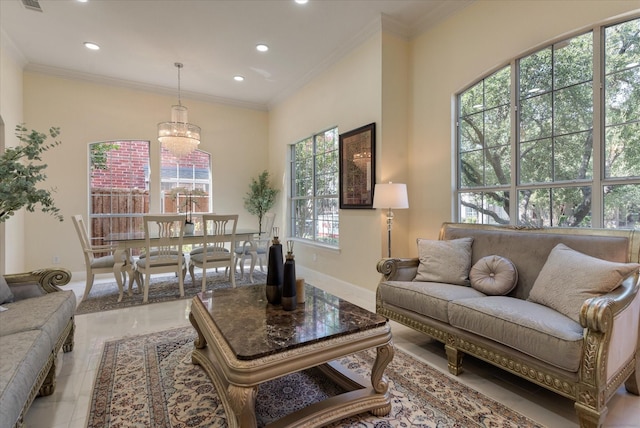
[373,182,409,258]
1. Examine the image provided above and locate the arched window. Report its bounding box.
[456,16,639,229]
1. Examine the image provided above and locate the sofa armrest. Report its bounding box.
[377,258,419,282]
[579,273,640,388]
[4,267,72,299]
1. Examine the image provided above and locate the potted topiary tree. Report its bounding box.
[0,124,63,223]
[243,170,278,234]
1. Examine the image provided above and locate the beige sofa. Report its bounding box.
[0,268,75,428]
[376,222,640,428]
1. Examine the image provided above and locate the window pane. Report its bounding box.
[459,112,483,152]
[460,149,483,188]
[485,145,511,186]
[520,139,552,183]
[460,81,483,116]
[605,122,640,178]
[292,198,313,239]
[520,48,552,98]
[160,148,211,232]
[604,184,640,229]
[89,141,150,250]
[605,18,640,75]
[459,192,510,225]
[520,93,552,142]
[554,132,593,181]
[554,33,592,89]
[485,105,510,147]
[554,82,593,135]
[485,67,511,110]
[605,67,640,126]
[519,187,591,227]
[315,198,339,245]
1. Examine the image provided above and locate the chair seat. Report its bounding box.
[191,247,229,256]
[139,250,182,259]
[191,251,232,264]
[136,255,182,269]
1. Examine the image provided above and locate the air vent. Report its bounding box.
[22,0,42,12]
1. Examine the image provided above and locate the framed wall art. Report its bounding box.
[339,122,375,209]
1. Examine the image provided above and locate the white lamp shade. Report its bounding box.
[373,183,409,209]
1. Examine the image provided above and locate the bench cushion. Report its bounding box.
[0,291,76,349]
[0,330,52,428]
[379,280,485,323]
[449,296,584,372]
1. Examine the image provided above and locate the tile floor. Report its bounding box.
[24,267,640,428]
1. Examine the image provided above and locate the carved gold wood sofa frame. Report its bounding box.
[2,268,74,428]
[376,223,640,428]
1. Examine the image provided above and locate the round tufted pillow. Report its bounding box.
[469,255,518,295]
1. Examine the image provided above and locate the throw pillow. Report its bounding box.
[470,255,518,295]
[0,275,14,305]
[528,243,640,323]
[414,237,474,286]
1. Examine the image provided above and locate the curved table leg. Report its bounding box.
[370,342,394,416]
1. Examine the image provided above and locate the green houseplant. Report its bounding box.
[0,124,63,223]
[243,170,278,234]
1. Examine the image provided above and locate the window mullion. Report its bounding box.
[591,26,604,227]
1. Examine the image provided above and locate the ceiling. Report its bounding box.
[1,0,471,110]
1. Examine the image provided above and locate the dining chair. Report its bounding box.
[234,212,275,282]
[72,214,135,301]
[189,214,238,291]
[134,214,186,303]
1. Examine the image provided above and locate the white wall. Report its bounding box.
[408,0,640,245]
[20,72,268,273]
[0,30,26,274]
[269,32,386,291]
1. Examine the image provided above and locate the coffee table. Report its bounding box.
[189,283,394,428]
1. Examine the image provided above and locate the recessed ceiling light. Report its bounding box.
[77,0,88,3]
[83,42,100,50]
[234,75,245,82]
[256,44,269,52]
[295,0,308,4]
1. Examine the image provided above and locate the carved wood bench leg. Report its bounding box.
[445,344,464,375]
[624,361,639,395]
[62,322,75,353]
[575,401,607,428]
[39,357,56,396]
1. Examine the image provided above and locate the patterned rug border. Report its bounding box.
[75,270,267,315]
[87,326,545,428]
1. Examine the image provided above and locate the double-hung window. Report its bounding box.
[456,17,639,229]
[290,127,339,245]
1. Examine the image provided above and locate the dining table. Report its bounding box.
[106,228,259,302]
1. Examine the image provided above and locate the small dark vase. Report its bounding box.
[266,236,283,304]
[282,241,297,311]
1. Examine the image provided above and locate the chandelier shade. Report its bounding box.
[158,63,201,158]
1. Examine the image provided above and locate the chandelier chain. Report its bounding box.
[175,62,183,106]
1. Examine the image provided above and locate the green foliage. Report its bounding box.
[244,170,278,233]
[458,18,640,228]
[0,125,63,223]
[90,142,120,170]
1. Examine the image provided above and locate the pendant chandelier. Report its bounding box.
[158,62,201,158]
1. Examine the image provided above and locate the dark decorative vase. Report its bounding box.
[266,234,283,304]
[282,241,297,311]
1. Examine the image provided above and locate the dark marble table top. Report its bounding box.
[196,284,388,360]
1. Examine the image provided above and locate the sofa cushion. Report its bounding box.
[0,276,14,304]
[378,280,485,323]
[528,243,640,323]
[0,291,76,349]
[470,255,518,296]
[0,330,53,428]
[448,296,584,372]
[415,237,473,286]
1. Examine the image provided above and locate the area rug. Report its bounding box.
[76,271,267,315]
[86,326,544,428]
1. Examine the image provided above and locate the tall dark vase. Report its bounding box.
[266,235,283,304]
[282,241,297,311]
